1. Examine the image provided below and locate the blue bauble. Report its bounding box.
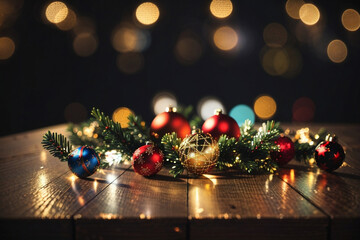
[68,146,100,178]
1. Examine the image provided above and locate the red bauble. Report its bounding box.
[150,107,191,139]
[132,144,164,176]
[201,109,240,140]
[270,136,295,166]
[315,141,345,172]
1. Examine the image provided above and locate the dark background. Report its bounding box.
[1,0,359,136]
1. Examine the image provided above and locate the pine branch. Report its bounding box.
[67,120,103,147]
[161,132,184,177]
[91,107,135,159]
[41,131,72,161]
[126,114,150,144]
[217,135,238,170]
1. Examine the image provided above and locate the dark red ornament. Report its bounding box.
[314,140,345,172]
[270,136,295,166]
[202,109,240,140]
[132,144,164,176]
[150,106,191,139]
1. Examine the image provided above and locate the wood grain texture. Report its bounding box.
[76,168,187,240]
[0,125,129,239]
[187,173,328,240]
[277,124,360,239]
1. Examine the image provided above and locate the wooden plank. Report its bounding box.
[277,124,360,239]
[1,166,129,239]
[0,124,68,159]
[76,168,187,240]
[188,173,328,240]
[0,124,130,239]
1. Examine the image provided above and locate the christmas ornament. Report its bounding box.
[202,109,240,140]
[68,146,100,178]
[178,130,219,175]
[132,143,164,176]
[270,135,295,166]
[315,138,345,172]
[150,106,191,139]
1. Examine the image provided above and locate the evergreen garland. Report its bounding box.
[41,106,339,177]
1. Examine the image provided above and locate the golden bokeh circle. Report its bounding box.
[210,0,233,19]
[299,3,320,25]
[213,26,238,51]
[254,95,277,119]
[263,23,287,48]
[0,37,15,60]
[135,2,160,25]
[73,33,98,57]
[285,0,305,19]
[112,107,134,128]
[45,1,69,24]
[327,39,347,63]
[341,9,360,31]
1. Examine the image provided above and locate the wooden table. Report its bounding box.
[1,124,359,239]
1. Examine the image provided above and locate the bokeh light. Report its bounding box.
[135,2,160,26]
[299,3,320,25]
[292,97,315,122]
[261,48,289,76]
[45,1,68,24]
[73,17,96,35]
[0,37,15,60]
[175,33,202,65]
[254,95,277,120]
[0,0,24,29]
[112,107,134,128]
[73,32,98,57]
[285,0,304,19]
[56,8,77,31]
[152,92,177,115]
[263,23,287,48]
[327,39,347,63]
[229,104,255,126]
[341,9,360,32]
[213,26,238,51]
[112,26,150,53]
[210,0,233,19]
[64,102,87,123]
[197,97,225,120]
[116,52,144,74]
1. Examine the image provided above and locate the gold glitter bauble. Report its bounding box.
[178,130,219,175]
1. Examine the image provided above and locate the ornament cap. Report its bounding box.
[166,105,177,113]
[145,141,154,145]
[325,134,337,142]
[191,128,202,134]
[214,109,223,115]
